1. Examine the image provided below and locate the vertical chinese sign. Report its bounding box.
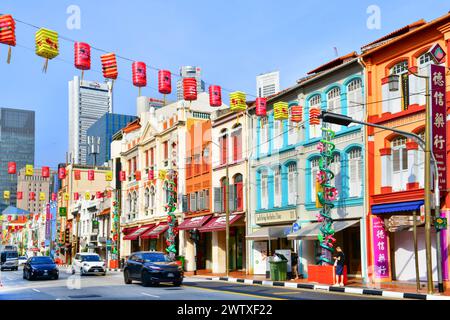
[372,216,390,279]
[45,203,51,240]
[431,64,447,191]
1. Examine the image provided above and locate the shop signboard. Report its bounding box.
[255,209,296,225]
[372,216,390,279]
[430,64,447,191]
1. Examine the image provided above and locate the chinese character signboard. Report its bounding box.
[431,64,447,191]
[429,44,446,64]
[372,216,390,279]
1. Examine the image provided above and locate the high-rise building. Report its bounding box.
[176,66,206,101]
[86,113,137,166]
[256,71,280,98]
[0,108,35,209]
[16,167,56,214]
[68,76,113,165]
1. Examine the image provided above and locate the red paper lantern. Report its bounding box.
[0,15,16,46]
[158,70,172,94]
[96,191,103,199]
[7,161,16,174]
[135,171,141,181]
[309,108,321,125]
[255,98,267,117]
[88,170,95,181]
[101,53,118,80]
[119,171,126,182]
[17,191,23,200]
[51,193,57,201]
[74,192,79,201]
[7,215,11,222]
[74,42,91,70]
[58,167,66,180]
[209,85,222,107]
[74,170,81,180]
[41,166,50,178]
[183,78,197,101]
[132,61,147,87]
[29,192,36,201]
[290,105,303,123]
[148,169,154,180]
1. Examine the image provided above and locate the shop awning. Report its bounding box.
[246,225,292,241]
[123,224,155,240]
[141,223,169,239]
[178,215,212,230]
[122,226,139,235]
[287,220,359,240]
[371,200,424,214]
[198,214,242,233]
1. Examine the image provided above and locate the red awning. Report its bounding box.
[123,224,155,240]
[141,223,169,239]
[122,227,138,235]
[178,215,212,230]
[198,214,243,233]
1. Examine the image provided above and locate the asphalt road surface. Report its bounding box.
[0,267,395,300]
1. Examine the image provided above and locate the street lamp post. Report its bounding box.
[320,110,439,294]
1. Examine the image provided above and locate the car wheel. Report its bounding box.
[53,275,59,280]
[102,272,106,276]
[124,270,132,284]
[141,271,152,287]
[173,280,182,287]
[23,271,26,279]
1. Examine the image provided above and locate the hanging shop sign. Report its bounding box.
[430,64,447,191]
[372,216,390,279]
[255,209,296,225]
[429,43,446,64]
[59,207,67,217]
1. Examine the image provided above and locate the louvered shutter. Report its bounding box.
[214,187,222,213]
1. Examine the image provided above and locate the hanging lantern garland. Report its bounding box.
[209,85,222,107]
[229,91,246,112]
[255,97,267,117]
[0,14,16,64]
[35,28,59,73]
[132,61,147,96]
[74,42,91,80]
[101,53,118,89]
[274,101,289,120]
[183,77,197,101]
[316,124,337,266]
[164,171,178,258]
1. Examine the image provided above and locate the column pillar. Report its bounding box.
[380,147,392,193]
[406,141,419,190]
[212,231,226,274]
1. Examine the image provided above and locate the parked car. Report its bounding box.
[23,256,59,280]
[123,251,183,287]
[18,256,28,266]
[71,253,106,276]
[0,250,19,271]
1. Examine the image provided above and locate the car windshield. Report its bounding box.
[142,253,171,263]
[19,256,26,259]
[81,255,101,262]
[6,252,18,259]
[31,257,54,265]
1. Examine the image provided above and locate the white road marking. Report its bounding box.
[141,292,160,298]
[32,288,40,292]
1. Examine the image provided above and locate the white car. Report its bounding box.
[18,256,28,266]
[71,253,106,276]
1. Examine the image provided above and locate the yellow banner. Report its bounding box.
[85,192,91,200]
[159,170,167,180]
[64,193,69,201]
[316,181,323,209]
[105,171,113,181]
[25,164,34,176]
[39,192,45,201]
[3,190,10,200]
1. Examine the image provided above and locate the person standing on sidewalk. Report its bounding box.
[333,246,345,287]
[291,251,299,279]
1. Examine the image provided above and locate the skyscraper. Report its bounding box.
[86,113,137,166]
[68,76,113,165]
[176,66,206,101]
[256,71,280,98]
[0,108,35,209]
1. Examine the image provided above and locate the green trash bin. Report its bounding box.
[269,255,288,281]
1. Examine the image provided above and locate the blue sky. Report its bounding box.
[0,0,448,168]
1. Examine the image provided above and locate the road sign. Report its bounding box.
[292,222,300,232]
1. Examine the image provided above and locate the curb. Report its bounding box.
[57,265,123,272]
[199,276,450,300]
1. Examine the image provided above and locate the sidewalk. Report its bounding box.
[184,271,450,300]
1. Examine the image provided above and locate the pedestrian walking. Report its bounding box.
[333,246,345,287]
[291,251,299,279]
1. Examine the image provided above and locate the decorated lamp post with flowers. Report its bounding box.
[164,170,178,260]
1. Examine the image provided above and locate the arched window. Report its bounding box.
[132,191,138,214]
[347,79,363,122]
[260,117,269,154]
[219,129,228,165]
[234,174,243,211]
[274,117,283,150]
[348,148,362,197]
[287,162,297,205]
[231,124,242,162]
[330,153,341,199]
[260,170,269,209]
[144,188,150,210]
[273,166,282,207]
[150,186,155,211]
[390,60,408,75]
[309,95,321,139]
[417,131,425,188]
[392,136,408,191]
[310,158,320,203]
[220,177,227,212]
[164,182,170,204]
[127,193,132,214]
[417,53,433,106]
[327,87,341,132]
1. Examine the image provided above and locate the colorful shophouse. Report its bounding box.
[361,13,450,284]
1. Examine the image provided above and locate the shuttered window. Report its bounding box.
[214,187,223,213]
[392,137,408,191]
[261,172,268,209]
[190,193,197,212]
[311,158,320,202]
[330,154,341,198]
[347,79,363,123]
[274,166,282,207]
[327,88,341,132]
[309,95,321,139]
[348,149,362,197]
[288,163,297,205]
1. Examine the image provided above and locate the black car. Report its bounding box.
[123,251,183,287]
[23,256,59,280]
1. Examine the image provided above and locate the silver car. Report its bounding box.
[1,251,19,271]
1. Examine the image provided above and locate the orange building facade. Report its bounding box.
[362,14,450,284]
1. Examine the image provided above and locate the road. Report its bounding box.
[0,267,394,300]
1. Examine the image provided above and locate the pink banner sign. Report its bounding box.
[372,216,390,278]
[431,64,447,191]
